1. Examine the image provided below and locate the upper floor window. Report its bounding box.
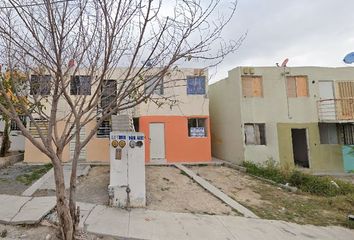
[244,123,266,145]
[188,118,207,137]
[70,75,91,95]
[101,79,117,113]
[145,76,163,95]
[242,76,263,97]
[187,76,206,95]
[286,76,309,97]
[30,75,51,95]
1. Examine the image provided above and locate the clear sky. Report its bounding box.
[208,0,354,82]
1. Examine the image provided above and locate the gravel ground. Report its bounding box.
[0,163,49,195]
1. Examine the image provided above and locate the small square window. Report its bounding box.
[244,123,266,145]
[70,76,91,95]
[30,75,51,95]
[188,118,207,137]
[145,76,163,95]
[241,76,263,97]
[187,76,206,95]
[286,76,309,97]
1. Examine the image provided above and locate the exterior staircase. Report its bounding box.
[111,109,135,132]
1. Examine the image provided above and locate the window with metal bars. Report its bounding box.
[10,116,27,131]
[338,123,354,145]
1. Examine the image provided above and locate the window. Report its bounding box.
[244,123,266,145]
[241,76,263,97]
[338,123,354,145]
[97,118,111,138]
[187,76,206,95]
[145,76,163,95]
[70,76,91,95]
[101,80,117,113]
[319,123,338,144]
[188,118,207,137]
[286,76,308,97]
[30,75,51,95]
[10,116,27,131]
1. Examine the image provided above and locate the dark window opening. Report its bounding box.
[30,75,51,95]
[70,76,91,95]
[338,123,354,145]
[319,123,338,144]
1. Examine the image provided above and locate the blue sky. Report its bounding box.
[208,0,354,82]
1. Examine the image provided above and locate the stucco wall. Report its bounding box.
[277,123,343,173]
[140,115,211,163]
[209,68,244,164]
[210,66,354,170]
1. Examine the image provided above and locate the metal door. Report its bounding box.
[149,123,165,161]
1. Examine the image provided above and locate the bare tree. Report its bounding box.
[0,0,243,239]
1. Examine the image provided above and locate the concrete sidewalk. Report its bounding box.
[0,194,56,225]
[81,204,354,240]
[0,194,353,240]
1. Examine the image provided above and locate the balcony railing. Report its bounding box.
[318,98,354,122]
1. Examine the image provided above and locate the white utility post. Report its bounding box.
[108,131,146,208]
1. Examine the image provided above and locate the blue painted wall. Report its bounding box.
[342,145,354,172]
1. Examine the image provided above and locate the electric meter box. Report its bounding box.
[108,131,146,208]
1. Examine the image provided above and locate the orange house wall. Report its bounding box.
[139,116,211,163]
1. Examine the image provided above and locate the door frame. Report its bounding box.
[291,128,311,168]
[149,122,166,162]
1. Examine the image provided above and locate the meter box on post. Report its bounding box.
[108,131,146,208]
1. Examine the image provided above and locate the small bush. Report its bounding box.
[243,161,287,184]
[243,161,354,197]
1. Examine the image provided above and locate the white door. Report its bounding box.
[318,81,336,120]
[149,123,165,161]
[70,126,86,161]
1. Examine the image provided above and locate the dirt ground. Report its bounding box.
[0,223,117,240]
[74,166,238,215]
[145,166,237,215]
[0,164,49,195]
[191,165,354,228]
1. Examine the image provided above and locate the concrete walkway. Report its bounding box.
[0,194,56,225]
[0,195,353,239]
[174,164,258,218]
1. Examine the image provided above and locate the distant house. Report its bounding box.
[209,66,354,173]
[24,68,211,163]
[0,117,26,152]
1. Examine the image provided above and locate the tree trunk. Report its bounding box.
[0,119,11,157]
[52,157,75,240]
